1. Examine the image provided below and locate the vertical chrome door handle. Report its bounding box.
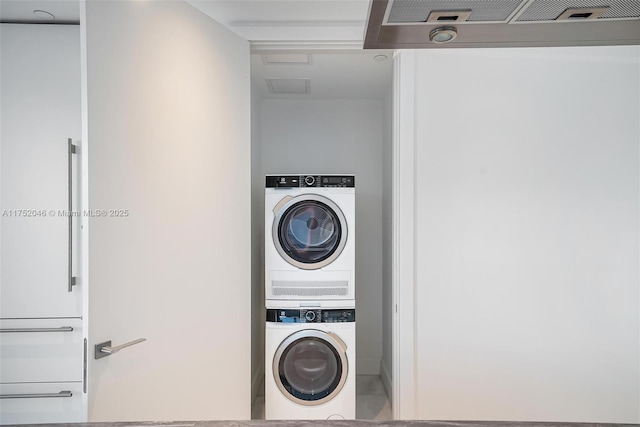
[68,138,77,292]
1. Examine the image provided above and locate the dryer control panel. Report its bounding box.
[267,308,355,323]
[266,175,355,188]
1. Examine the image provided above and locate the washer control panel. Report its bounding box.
[266,308,355,323]
[266,175,355,188]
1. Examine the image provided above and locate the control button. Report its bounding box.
[305,311,316,322]
[304,176,315,186]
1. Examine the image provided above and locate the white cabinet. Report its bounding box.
[0,23,82,319]
[0,23,84,425]
[0,318,83,384]
[0,320,83,424]
[0,382,83,424]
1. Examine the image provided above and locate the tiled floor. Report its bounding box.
[355,375,392,420]
[252,375,392,420]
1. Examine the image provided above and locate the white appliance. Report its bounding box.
[265,175,355,306]
[265,308,356,420]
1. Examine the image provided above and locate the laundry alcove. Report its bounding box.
[249,50,395,420]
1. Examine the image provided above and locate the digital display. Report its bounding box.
[267,175,354,188]
[324,310,355,322]
[266,309,355,323]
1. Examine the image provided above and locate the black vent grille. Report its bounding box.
[386,0,525,23]
[516,0,640,21]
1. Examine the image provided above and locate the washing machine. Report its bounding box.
[265,174,355,306]
[265,308,356,420]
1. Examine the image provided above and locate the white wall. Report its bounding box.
[409,46,640,423]
[260,99,384,374]
[381,87,393,398]
[250,84,265,404]
[83,0,251,420]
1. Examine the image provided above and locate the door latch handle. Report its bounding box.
[95,338,146,359]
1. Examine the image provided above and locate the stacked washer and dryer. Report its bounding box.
[265,174,356,420]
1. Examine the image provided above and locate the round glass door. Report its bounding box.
[273,330,348,405]
[273,194,348,270]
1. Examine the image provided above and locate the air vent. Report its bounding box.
[261,54,311,64]
[427,10,472,23]
[384,0,525,24]
[266,79,311,94]
[556,7,609,20]
[515,1,640,22]
[271,280,349,298]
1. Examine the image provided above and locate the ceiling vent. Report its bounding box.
[365,0,640,49]
[261,54,311,65]
[266,79,311,94]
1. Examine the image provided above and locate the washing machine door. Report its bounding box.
[273,329,349,406]
[273,194,348,270]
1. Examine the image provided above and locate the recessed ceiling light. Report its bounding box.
[33,10,56,20]
[373,54,388,62]
[429,27,458,44]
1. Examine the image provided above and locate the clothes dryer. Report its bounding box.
[265,175,355,305]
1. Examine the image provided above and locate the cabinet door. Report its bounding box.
[0,318,82,383]
[0,382,83,424]
[0,24,82,318]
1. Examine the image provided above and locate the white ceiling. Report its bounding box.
[251,50,393,99]
[187,0,370,45]
[0,1,79,23]
[186,1,391,99]
[1,1,371,45]
[0,1,389,99]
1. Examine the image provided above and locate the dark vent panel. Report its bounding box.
[385,0,525,23]
[516,0,640,22]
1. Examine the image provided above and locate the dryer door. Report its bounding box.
[273,194,348,270]
[273,329,348,406]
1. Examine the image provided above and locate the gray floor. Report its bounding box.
[252,375,392,420]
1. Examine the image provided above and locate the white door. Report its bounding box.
[83,0,251,421]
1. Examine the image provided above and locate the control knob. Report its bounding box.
[305,311,316,322]
[304,176,315,186]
